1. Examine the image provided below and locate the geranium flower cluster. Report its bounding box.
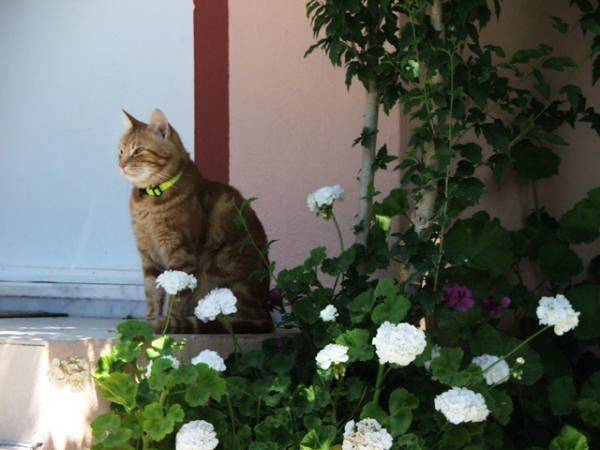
[472,354,510,385]
[307,185,344,219]
[191,350,226,372]
[315,343,349,370]
[536,294,580,335]
[176,420,219,450]
[482,295,511,317]
[342,418,393,449]
[194,288,238,322]
[156,270,197,296]
[434,387,490,424]
[320,304,339,322]
[372,322,426,366]
[440,284,475,313]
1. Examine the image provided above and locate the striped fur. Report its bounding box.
[119,109,273,334]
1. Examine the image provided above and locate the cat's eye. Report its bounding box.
[132,147,143,156]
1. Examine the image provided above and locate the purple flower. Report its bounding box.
[275,339,284,349]
[482,296,511,317]
[441,284,475,313]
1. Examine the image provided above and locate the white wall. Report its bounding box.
[0,0,194,285]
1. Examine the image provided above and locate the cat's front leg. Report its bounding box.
[140,256,165,332]
[162,245,199,333]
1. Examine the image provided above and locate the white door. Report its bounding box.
[0,1,194,312]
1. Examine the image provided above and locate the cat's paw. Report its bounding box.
[148,318,164,334]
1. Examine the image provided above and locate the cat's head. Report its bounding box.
[118,109,188,188]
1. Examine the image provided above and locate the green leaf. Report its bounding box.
[456,143,483,164]
[510,44,552,64]
[538,243,583,283]
[396,433,425,450]
[335,328,374,362]
[142,403,184,442]
[445,212,513,276]
[293,297,320,325]
[511,142,559,180]
[560,188,600,243]
[299,425,336,450]
[91,412,134,449]
[565,283,600,339]
[548,376,576,415]
[431,348,466,386]
[117,320,153,342]
[388,388,419,436]
[371,278,410,324]
[484,389,513,425]
[549,425,589,450]
[560,84,582,111]
[551,16,569,34]
[542,56,577,71]
[577,399,600,427]
[371,295,410,324]
[360,401,389,424]
[97,373,138,412]
[348,289,375,324]
[373,188,409,217]
[482,120,510,152]
[185,365,226,407]
[581,371,600,402]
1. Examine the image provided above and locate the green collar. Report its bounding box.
[142,171,183,197]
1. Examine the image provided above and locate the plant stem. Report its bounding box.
[332,212,345,253]
[372,363,387,405]
[226,393,238,450]
[432,48,455,293]
[483,326,550,375]
[161,295,177,335]
[331,212,346,295]
[231,202,274,283]
[220,316,242,354]
[356,77,380,247]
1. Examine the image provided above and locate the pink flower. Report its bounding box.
[482,296,511,317]
[441,284,475,313]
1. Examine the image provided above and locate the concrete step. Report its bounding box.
[0,282,145,319]
[0,317,282,450]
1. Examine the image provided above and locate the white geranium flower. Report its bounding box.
[424,344,442,371]
[342,418,393,450]
[536,294,580,335]
[191,349,226,372]
[372,322,426,366]
[315,343,349,370]
[176,420,219,450]
[145,355,180,377]
[194,288,238,323]
[319,304,339,322]
[472,354,510,386]
[307,185,344,219]
[156,270,197,296]
[434,387,490,424]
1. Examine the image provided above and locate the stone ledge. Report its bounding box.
[0,317,285,450]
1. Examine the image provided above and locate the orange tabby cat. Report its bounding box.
[119,109,273,333]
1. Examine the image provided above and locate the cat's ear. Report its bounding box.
[149,108,171,139]
[121,109,141,129]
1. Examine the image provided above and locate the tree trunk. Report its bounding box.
[414,0,444,234]
[356,78,380,246]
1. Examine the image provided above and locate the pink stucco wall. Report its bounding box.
[229,0,400,270]
[228,0,599,274]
